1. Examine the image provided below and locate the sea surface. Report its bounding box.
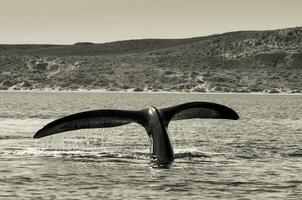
[0,91,301,199]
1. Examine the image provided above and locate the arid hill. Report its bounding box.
[0,27,301,92]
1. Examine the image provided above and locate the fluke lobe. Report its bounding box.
[34,102,239,168]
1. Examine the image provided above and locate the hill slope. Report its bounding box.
[0,27,302,92]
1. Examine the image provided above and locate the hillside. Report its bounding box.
[0,27,302,93]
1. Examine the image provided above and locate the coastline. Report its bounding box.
[0,88,301,95]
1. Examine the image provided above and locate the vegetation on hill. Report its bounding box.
[0,27,301,93]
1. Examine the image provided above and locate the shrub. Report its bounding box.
[133,87,143,92]
[192,87,205,92]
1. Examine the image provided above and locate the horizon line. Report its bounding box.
[0,25,301,45]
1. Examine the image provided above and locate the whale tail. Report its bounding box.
[34,102,239,168]
[159,102,239,127]
[34,109,146,138]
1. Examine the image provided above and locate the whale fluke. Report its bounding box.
[34,102,239,168]
[160,102,239,127]
[34,110,145,138]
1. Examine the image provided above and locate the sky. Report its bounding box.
[0,0,301,44]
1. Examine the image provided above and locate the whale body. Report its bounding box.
[34,102,239,168]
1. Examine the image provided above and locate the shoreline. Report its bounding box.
[0,88,301,95]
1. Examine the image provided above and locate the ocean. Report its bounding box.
[0,91,301,199]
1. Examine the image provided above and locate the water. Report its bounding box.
[0,91,301,199]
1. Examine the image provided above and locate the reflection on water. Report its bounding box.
[0,91,301,199]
